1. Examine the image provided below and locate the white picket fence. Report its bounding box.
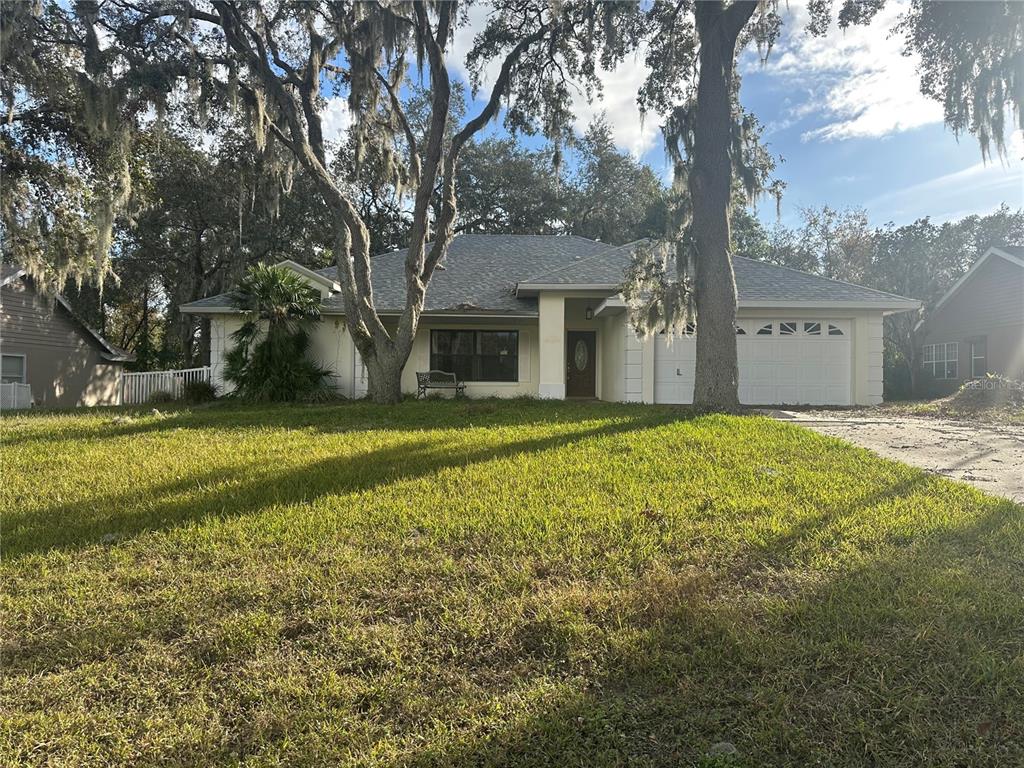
[120,366,211,405]
[0,382,33,410]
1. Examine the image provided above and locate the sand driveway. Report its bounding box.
[769,411,1024,502]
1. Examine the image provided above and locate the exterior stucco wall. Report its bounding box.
[1,279,123,408]
[201,305,891,406]
[311,316,356,396]
[538,294,565,399]
[921,255,1024,392]
[209,315,244,394]
[600,314,626,402]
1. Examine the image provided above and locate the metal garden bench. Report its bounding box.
[416,370,467,398]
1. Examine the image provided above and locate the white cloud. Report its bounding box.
[754,1,943,142]
[571,49,661,158]
[448,5,658,158]
[865,130,1024,221]
[447,1,951,156]
[320,96,352,144]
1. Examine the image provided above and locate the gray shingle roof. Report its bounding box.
[517,240,648,287]
[181,233,917,315]
[313,234,617,314]
[732,256,914,304]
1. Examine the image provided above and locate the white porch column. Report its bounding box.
[852,314,884,405]
[538,293,566,398]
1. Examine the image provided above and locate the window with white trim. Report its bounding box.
[803,322,821,336]
[779,321,797,336]
[756,323,773,336]
[1,354,26,384]
[922,342,958,380]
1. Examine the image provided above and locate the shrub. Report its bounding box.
[148,390,175,404]
[182,380,218,403]
[224,264,331,402]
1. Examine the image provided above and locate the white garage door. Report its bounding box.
[654,319,852,406]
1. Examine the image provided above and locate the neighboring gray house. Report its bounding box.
[918,245,1024,395]
[1,265,133,408]
[183,235,919,406]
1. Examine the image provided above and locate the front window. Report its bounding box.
[922,342,958,380]
[1,354,25,384]
[430,330,518,382]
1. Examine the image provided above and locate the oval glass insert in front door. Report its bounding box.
[574,338,589,371]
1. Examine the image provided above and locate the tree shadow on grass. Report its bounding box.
[0,398,682,448]
[397,490,1024,768]
[6,410,676,558]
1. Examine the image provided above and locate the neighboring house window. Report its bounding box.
[922,342,958,380]
[430,330,518,382]
[803,322,821,336]
[756,323,773,336]
[779,321,797,336]
[970,338,988,379]
[1,354,26,383]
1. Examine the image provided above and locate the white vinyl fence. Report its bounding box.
[120,366,211,405]
[0,382,33,410]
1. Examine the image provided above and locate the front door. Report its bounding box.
[566,331,596,398]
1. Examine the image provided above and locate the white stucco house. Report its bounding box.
[181,234,920,406]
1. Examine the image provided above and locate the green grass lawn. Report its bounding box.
[3,399,1023,767]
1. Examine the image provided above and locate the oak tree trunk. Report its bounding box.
[689,2,755,412]
[365,354,404,404]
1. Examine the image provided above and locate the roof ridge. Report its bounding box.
[517,238,645,284]
[314,234,610,277]
[733,253,916,303]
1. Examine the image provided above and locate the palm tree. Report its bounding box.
[225,264,330,401]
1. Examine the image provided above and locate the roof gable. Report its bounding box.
[279,259,340,292]
[923,246,1024,324]
[1,269,134,362]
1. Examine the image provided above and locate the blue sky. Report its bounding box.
[731,2,1023,229]
[319,1,1023,229]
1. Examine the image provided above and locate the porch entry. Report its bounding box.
[566,330,596,398]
